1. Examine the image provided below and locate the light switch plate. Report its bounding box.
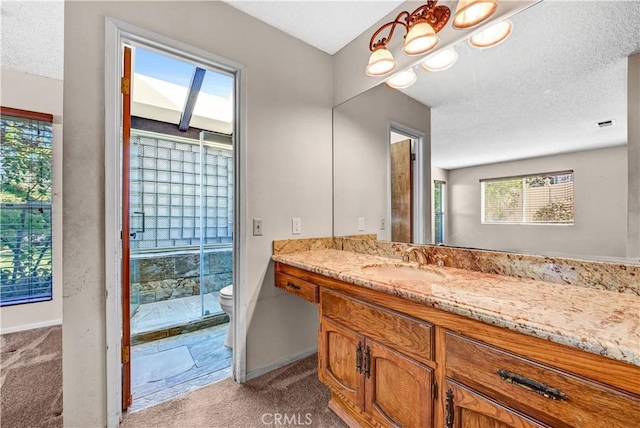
[380,218,386,230]
[253,218,263,236]
[292,218,301,235]
[358,217,365,231]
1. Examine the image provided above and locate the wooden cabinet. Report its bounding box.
[274,262,640,428]
[444,380,546,428]
[275,270,319,303]
[365,340,433,428]
[319,316,365,409]
[445,332,640,428]
[319,290,435,428]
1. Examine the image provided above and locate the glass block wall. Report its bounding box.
[130,133,233,251]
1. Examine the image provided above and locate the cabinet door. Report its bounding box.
[319,317,365,409]
[365,340,434,428]
[444,380,547,428]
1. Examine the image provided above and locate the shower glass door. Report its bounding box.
[199,131,233,317]
[128,130,232,334]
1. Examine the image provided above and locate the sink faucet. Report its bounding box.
[404,247,427,265]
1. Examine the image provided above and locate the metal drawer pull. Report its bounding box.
[497,369,569,401]
[445,388,454,428]
[356,341,363,374]
[286,282,301,290]
[364,346,371,378]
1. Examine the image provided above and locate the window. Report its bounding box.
[434,181,446,244]
[481,171,574,225]
[1,108,54,305]
[130,132,233,251]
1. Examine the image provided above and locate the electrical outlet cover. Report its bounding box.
[292,218,301,235]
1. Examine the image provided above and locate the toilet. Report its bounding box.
[218,285,234,348]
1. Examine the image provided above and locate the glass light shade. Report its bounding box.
[421,48,459,72]
[366,47,397,76]
[452,0,498,29]
[386,68,417,89]
[403,22,439,56]
[470,20,513,48]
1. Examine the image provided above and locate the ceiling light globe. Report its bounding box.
[452,0,498,29]
[421,48,459,72]
[386,68,417,89]
[403,22,439,56]
[470,20,513,49]
[366,47,397,76]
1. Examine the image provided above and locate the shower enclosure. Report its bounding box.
[128,130,233,338]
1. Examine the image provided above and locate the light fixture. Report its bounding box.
[470,20,513,48]
[403,22,439,56]
[421,47,458,72]
[452,0,498,29]
[366,47,397,77]
[366,1,451,76]
[386,68,418,89]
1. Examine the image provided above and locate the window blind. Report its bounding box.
[481,172,574,225]
[0,110,53,306]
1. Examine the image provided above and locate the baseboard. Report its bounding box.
[0,318,62,335]
[245,348,318,382]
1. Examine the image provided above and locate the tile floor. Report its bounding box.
[129,323,232,412]
[131,293,223,335]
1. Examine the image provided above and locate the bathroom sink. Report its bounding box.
[361,263,447,282]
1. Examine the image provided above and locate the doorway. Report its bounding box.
[121,44,236,411]
[390,133,413,243]
[389,124,428,244]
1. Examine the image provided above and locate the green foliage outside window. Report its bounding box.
[0,116,53,304]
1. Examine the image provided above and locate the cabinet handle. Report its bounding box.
[363,346,371,378]
[356,341,363,374]
[497,369,569,401]
[445,388,454,428]
[286,282,301,290]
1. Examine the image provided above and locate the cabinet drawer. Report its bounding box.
[275,272,319,304]
[322,288,433,365]
[445,332,640,428]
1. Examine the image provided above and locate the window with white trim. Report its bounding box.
[481,171,574,225]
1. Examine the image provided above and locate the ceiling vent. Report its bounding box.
[597,119,615,128]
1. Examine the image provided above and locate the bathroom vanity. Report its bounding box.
[272,241,640,428]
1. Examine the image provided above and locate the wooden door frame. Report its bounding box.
[104,18,247,427]
[121,46,133,410]
[388,122,429,244]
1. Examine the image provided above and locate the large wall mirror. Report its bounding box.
[333,0,640,262]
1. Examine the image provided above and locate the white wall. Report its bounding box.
[0,69,63,333]
[628,54,640,258]
[63,2,332,426]
[333,84,430,240]
[447,146,628,258]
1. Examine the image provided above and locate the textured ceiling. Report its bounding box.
[222,0,404,54]
[400,0,640,169]
[3,1,638,171]
[0,0,64,80]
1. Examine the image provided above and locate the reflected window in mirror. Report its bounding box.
[434,181,446,245]
[481,172,574,225]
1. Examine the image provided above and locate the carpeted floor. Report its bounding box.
[0,325,63,428]
[121,354,347,428]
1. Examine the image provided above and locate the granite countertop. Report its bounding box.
[272,249,640,367]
